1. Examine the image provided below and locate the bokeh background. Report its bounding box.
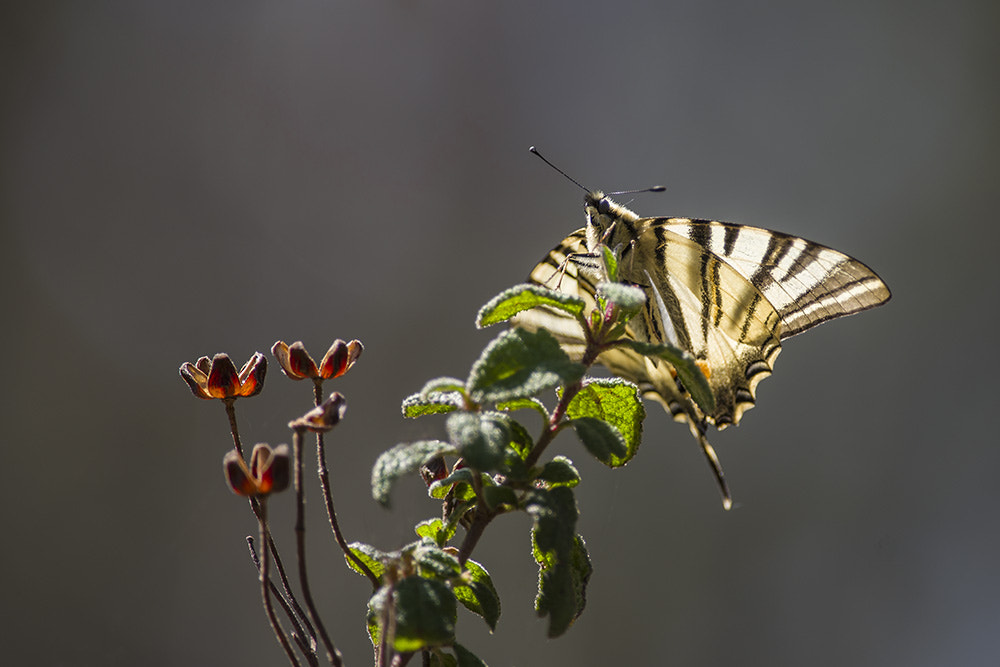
[3,1,999,665]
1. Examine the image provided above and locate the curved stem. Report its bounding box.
[317,433,380,587]
[293,429,343,667]
[311,379,379,587]
[257,500,301,666]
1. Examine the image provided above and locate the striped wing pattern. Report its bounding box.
[661,218,891,339]
[513,219,890,429]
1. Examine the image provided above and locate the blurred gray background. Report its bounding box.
[3,1,998,665]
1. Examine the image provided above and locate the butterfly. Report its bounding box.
[511,149,891,509]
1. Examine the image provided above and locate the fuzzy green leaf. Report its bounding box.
[446,412,509,472]
[427,650,458,667]
[454,559,501,632]
[568,417,628,465]
[421,377,468,396]
[565,378,644,467]
[392,577,457,652]
[601,245,619,283]
[415,518,457,547]
[525,487,589,637]
[615,339,716,416]
[367,586,389,648]
[428,467,476,500]
[496,397,550,421]
[413,543,462,580]
[468,328,584,404]
[597,281,646,318]
[345,542,388,582]
[452,643,489,667]
[477,284,586,328]
[402,391,464,418]
[372,440,456,507]
[481,485,518,510]
[537,456,581,488]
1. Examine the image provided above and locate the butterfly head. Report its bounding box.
[583,190,642,251]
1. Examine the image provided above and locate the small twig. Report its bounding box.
[256,500,302,666]
[292,429,343,667]
[247,537,319,665]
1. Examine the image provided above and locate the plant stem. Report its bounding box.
[249,496,318,644]
[316,432,380,587]
[257,500,301,666]
[378,578,396,667]
[293,429,343,667]
[523,345,600,470]
[310,380,379,587]
[223,398,243,458]
[247,537,319,666]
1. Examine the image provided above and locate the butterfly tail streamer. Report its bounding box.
[688,418,732,511]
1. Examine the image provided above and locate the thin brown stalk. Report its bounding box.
[247,537,319,666]
[316,433,380,587]
[292,429,343,667]
[310,380,379,586]
[248,496,318,644]
[223,398,244,458]
[257,500,301,666]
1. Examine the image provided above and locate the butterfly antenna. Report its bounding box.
[529,146,589,193]
[608,185,667,196]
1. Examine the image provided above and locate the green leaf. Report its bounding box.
[496,397,550,421]
[537,456,580,488]
[372,440,456,507]
[421,377,468,396]
[477,284,586,328]
[415,518,457,547]
[565,378,645,467]
[601,245,619,283]
[452,643,489,667]
[614,339,716,416]
[428,467,476,500]
[597,281,646,319]
[444,498,476,532]
[392,577,457,652]
[468,328,584,404]
[345,542,387,582]
[481,485,518,510]
[367,585,389,647]
[454,559,501,632]
[446,412,509,472]
[402,391,463,418]
[413,543,462,580]
[568,417,628,465]
[428,650,458,667]
[525,487,589,637]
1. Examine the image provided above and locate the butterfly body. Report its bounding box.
[513,187,891,506]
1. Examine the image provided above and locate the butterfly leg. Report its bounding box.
[688,419,733,511]
[548,251,605,290]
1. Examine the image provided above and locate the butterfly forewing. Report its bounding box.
[661,218,891,338]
